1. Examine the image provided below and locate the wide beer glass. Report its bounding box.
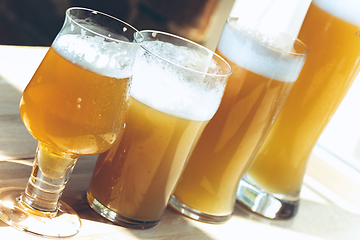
[0,8,140,237]
[238,0,360,219]
[87,30,231,228]
[169,17,308,223]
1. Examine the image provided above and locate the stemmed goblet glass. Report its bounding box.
[0,7,141,237]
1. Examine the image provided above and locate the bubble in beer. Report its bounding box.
[131,41,226,121]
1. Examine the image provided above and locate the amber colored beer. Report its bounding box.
[20,47,130,156]
[172,18,307,217]
[87,35,230,225]
[88,96,208,222]
[20,35,131,178]
[245,1,360,195]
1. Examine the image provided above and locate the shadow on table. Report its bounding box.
[0,159,33,228]
[232,182,360,239]
[73,186,215,239]
[2,144,359,239]
[62,155,216,239]
[77,204,216,240]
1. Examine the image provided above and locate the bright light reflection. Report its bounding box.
[0,46,48,92]
[303,175,360,215]
[0,156,34,167]
[0,200,15,209]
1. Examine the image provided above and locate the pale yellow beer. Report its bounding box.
[245,0,360,195]
[171,18,308,219]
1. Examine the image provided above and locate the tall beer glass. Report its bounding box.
[87,30,231,228]
[0,8,140,237]
[169,17,308,223]
[238,0,360,220]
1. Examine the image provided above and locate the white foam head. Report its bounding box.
[313,0,360,27]
[217,18,307,83]
[52,34,137,79]
[131,40,227,121]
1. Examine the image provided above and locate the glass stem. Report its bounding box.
[20,143,78,218]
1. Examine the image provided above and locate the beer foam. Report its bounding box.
[314,0,360,27]
[131,41,226,121]
[52,34,136,79]
[141,40,214,73]
[217,19,306,82]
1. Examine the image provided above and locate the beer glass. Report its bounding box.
[0,8,140,237]
[169,17,309,223]
[87,30,231,229]
[238,0,360,220]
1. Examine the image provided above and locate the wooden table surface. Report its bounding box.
[0,45,359,240]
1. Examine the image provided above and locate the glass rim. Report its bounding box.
[65,7,142,45]
[226,17,309,57]
[134,30,232,77]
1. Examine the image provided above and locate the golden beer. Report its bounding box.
[245,0,360,196]
[1,8,140,238]
[87,31,231,228]
[171,18,308,220]
[20,45,130,156]
[19,35,132,180]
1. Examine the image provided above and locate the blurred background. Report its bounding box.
[0,0,235,50]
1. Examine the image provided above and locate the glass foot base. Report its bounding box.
[0,187,81,237]
[169,195,231,224]
[86,191,159,229]
[236,179,299,220]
